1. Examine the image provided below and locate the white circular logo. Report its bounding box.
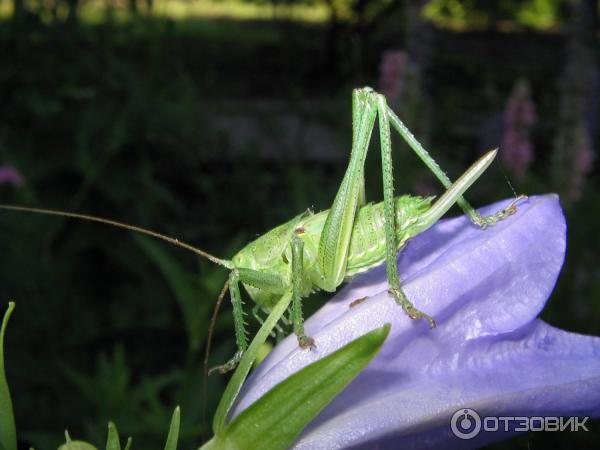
[451,408,482,439]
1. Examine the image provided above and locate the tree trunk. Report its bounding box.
[128,0,138,15]
[66,0,80,26]
[10,0,25,53]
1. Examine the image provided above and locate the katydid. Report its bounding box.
[0,87,523,375]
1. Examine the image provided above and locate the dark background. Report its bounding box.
[0,0,598,448]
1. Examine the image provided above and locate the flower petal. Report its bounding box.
[232,195,600,449]
[293,320,600,450]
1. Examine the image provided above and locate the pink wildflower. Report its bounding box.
[501,80,536,179]
[569,125,595,201]
[0,166,24,187]
[378,51,408,102]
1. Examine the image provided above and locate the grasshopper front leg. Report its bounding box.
[209,268,287,375]
[210,246,315,374]
[208,272,249,375]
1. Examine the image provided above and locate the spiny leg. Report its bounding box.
[210,267,287,374]
[252,304,265,325]
[252,304,285,337]
[283,309,293,326]
[376,93,436,328]
[291,236,313,348]
[209,272,248,375]
[386,105,526,228]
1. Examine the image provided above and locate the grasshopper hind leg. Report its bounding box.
[389,287,436,328]
[385,106,527,228]
[375,92,436,328]
[470,194,528,228]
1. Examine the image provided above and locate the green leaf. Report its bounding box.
[208,324,390,450]
[212,291,293,434]
[58,441,99,450]
[134,235,207,353]
[105,422,121,450]
[163,406,181,450]
[0,302,16,450]
[123,437,132,450]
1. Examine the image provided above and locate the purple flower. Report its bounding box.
[568,124,595,202]
[232,195,600,449]
[0,165,24,187]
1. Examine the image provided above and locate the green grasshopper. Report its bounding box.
[0,87,522,374]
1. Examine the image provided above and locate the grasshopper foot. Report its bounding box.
[470,195,529,228]
[208,349,244,376]
[389,288,436,329]
[298,335,315,349]
[403,303,436,329]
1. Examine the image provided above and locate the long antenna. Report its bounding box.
[202,279,229,438]
[0,204,233,269]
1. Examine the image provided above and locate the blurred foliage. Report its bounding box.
[424,0,566,29]
[55,406,181,450]
[0,0,598,448]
